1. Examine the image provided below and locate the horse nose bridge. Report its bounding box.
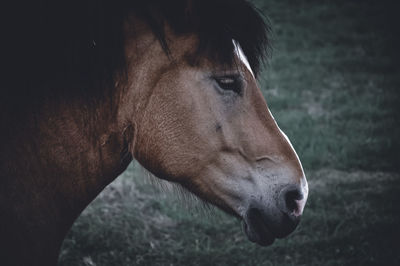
[271,127,306,182]
[251,125,300,173]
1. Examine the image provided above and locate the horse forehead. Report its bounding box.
[233,40,254,77]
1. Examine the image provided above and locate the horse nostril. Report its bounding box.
[279,185,304,217]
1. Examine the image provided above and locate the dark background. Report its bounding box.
[60,0,400,265]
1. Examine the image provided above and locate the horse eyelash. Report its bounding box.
[214,75,244,96]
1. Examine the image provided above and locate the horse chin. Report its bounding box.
[242,219,276,246]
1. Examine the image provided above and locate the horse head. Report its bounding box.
[121,5,308,245]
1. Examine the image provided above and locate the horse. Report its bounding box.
[0,0,308,265]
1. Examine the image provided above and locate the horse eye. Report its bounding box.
[215,76,243,95]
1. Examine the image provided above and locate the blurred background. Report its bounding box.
[59,0,400,265]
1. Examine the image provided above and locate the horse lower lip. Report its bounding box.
[242,220,275,246]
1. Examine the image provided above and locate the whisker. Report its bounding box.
[131,162,219,219]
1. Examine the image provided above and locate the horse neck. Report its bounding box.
[27,96,132,201]
[1,17,164,226]
[0,89,132,262]
[0,17,169,263]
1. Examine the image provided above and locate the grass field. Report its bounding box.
[59,0,400,265]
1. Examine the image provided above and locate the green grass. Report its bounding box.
[59,1,400,265]
[255,0,400,171]
[60,164,400,266]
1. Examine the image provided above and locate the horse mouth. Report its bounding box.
[242,212,276,246]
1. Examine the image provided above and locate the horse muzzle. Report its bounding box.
[242,184,307,246]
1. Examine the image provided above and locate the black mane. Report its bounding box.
[2,0,270,109]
